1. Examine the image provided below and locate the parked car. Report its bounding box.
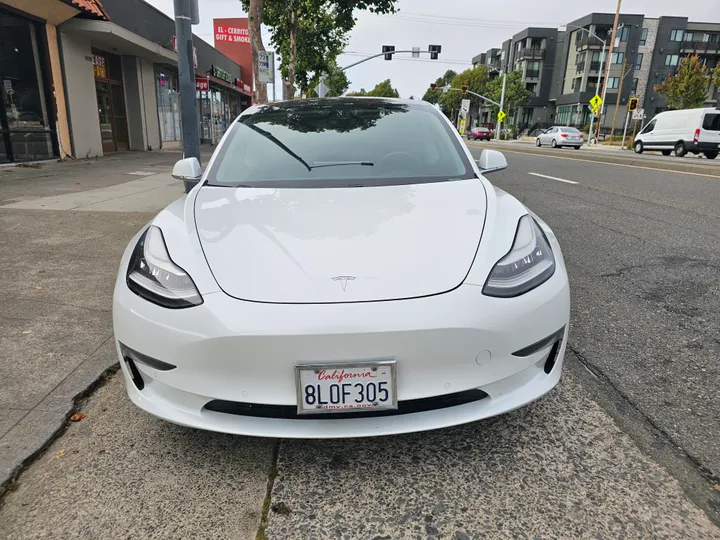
[536,127,584,149]
[113,98,570,439]
[467,127,493,141]
[633,108,720,159]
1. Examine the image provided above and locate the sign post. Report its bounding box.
[258,51,274,84]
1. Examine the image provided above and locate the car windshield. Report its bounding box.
[560,127,580,133]
[205,98,473,188]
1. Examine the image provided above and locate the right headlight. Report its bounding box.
[482,215,556,298]
[126,226,203,308]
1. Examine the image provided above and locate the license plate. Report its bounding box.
[295,361,397,414]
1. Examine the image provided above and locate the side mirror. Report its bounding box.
[476,149,508,174]
[172,157,202,181]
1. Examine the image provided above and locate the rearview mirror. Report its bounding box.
[476,149,507,174]
[172,157,202,181]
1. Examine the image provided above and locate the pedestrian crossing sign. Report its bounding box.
[589,95,603,109]
[497,110,506,122]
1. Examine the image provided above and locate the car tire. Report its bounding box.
[551,140,558,148]
[705,152,718,160]
[634,141,644,154]
[574,146,580,150]
[674,142,687,157]
[661,150,672,156]
[536,139,542,147]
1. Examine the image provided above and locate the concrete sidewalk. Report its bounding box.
[0,148,212,493]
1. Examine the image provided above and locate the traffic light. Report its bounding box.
[628,97,639,112]
[430,83,437,93]
[382,45,395,61]
[429,44,442,60]
[461,85,468,95]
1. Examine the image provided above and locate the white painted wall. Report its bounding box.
[60,32,103,158]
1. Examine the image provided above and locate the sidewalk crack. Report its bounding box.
[256,439,281,540]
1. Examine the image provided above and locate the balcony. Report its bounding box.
[576,37,604,51]
[518,48,545,60]
[487,61,502,71]
[681,40,720,53]
[525,70,540,80]
[576,62,585,73]
[590,61,602,72]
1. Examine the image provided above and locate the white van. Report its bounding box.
[633,107,720,159]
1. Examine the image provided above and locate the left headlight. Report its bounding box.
[482,215,555,298]
[126,226,203,308]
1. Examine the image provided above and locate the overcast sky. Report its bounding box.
[145,0,720,98]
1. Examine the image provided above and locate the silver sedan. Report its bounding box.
[536,127,585,149]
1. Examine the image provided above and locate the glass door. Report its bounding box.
[95,81,115,153]
[110,83,128,151]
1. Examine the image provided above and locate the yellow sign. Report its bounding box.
[589,95,603,109]
[497,110,507,122]
[458,118,466,135]
[590,105,600,116]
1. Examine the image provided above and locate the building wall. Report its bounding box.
[120,56,162,151]
[60,32,103,157]
[635,18,659,110]
[139,57,160,150]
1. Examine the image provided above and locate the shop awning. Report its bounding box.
[60,19,177,64]
[61,0,109,20]
[207,74,253,98]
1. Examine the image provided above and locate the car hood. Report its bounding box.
[194,180,487,303]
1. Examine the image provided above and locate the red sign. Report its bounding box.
[171,35,198,69]
[196,78,209,92]
[214,18,253,94]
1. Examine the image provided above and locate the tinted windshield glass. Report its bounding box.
[206,99,472,188]
[702,113,719,131]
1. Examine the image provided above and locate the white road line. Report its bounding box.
[528,172,579,185]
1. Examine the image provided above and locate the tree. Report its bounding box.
[305,61,350,97]
[654,55,710,110]
[243,0,398,100]
[365,79,400,98]
[247,0,268,103]
[486,71,531,121]
[442,66,490,120]
[346,89,367,97]
[713,64,720,91]
[421,70,456,105]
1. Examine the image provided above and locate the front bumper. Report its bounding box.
[113,264,570,438]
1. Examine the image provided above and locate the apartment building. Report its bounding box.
[472,12,720,133]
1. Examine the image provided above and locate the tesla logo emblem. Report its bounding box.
[332,276,356,291]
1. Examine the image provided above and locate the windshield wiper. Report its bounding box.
[246,123,311,171]
[309,161,374,169]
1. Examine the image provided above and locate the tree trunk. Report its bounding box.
[283,9,298,100]
[248,0,267,104]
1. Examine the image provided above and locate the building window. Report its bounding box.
[607,77,620,89]
[683,32,694,42]
[635,52,644,70]
[573,78,582,93]
[670,29,684,42]
[632,78,639,94]
[611,52,625,64]
[640,28,648,46]
[665,54,680,66]
[525,82,537,95]
[704,33,718,43]
[618,26,630,42]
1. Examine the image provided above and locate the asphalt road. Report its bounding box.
[1,145,719,538]
[470,141,720,498]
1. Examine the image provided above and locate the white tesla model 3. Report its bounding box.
[113,98,570,438]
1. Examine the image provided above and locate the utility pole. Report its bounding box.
[595,0,623,142]
[587,39,606,144]
[610,59,627,139]
[173,0,200,192]
[496,72,507,140]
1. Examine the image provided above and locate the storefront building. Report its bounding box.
[55,0,251,158]
[0,0,106,163]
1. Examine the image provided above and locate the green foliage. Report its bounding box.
[421,70,457,104]
[654,55,710,110]
[306,61,350,97]
[486,71,531,119]
[362,79,400,98]
[442,66,490,113]
[346,89,367,97]
[242,0,398,98]
[713,64,720,89]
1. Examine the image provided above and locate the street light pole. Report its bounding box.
[496,72,507,140]
[173,0,201,193]
[588,40,606,144]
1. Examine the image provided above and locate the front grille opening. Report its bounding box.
[204,388,489,420]
[544,340,562,374]
[123,357,145,391]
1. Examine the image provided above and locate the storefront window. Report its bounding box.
[92,49,128,153]
[156,69,181,142]
[0,8,56,162]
